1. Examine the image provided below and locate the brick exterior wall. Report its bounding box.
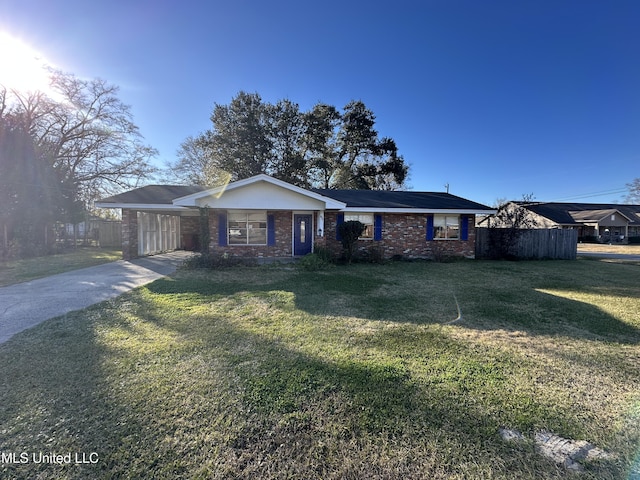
[121,209,138,260]
[181,216,200,236]
[180,216,201,251]
[321,212,477,260]
[121,208,477,261]
[208,210,294,258]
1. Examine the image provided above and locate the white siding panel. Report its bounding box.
[195,182,326,210]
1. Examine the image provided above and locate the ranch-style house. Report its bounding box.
[96,174,496,260]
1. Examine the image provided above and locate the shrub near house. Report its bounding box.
[337,220,365,263]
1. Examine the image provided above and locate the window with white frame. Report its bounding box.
[228,211,267,245]
[434,215,459,239]
[344,213,374,239]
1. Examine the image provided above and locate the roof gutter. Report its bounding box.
[94,202,192,211]
[340,207,497,215]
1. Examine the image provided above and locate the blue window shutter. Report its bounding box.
[374,214,383,241]
[460,215,469,241]
[267,214,276,246]
[426,214,434,241]
[336,213,344,241]
[218,212,227,246]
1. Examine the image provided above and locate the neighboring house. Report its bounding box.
[95,174,496,260]
[489,201,640,243]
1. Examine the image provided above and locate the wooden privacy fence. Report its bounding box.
[475,228,578,260]
[92,220,122,247]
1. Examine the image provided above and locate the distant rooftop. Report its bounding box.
[516,202,640,225]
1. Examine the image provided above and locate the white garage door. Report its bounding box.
[137,212,180,256]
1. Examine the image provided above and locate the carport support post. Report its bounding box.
[121,209,138,260]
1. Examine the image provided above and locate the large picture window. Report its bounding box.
[228,211,267,245]
[434,215,459,240]
[344,213,374,239]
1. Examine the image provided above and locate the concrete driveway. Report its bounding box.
[0,250,193,345]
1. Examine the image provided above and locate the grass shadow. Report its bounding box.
[147,260,640,345]
[0,304,157,479]
[130,293,603,478]
[1,260,637,478]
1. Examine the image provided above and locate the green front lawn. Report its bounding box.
[0,248,121,286]
[1,259,639,479]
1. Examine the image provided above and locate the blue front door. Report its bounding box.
[293,214,312,256]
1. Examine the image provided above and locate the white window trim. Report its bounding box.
[433,214,460,241]
[227,210,268,246]
[344,213,375,240]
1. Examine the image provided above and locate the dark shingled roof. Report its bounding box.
[314,189,494,211]
[98,183,493,211]
[99,185,206,205]
[517,202,640,225]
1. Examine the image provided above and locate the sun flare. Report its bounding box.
[0,31,53,93]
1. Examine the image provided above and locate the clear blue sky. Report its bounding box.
[2,0,639,206]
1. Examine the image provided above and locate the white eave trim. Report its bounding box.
[94,202,192,211]
[340,207,498,215]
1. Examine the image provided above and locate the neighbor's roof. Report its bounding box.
[315,189,494,212]
[516,202,640,225]
[568,209,633,223]
[97,185,206,206]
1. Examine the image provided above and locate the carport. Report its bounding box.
[137,211,180,256]
[96,185,205,259]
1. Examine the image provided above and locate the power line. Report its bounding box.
[550,187,629,202]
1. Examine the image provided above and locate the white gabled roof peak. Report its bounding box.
[173,174,347,209]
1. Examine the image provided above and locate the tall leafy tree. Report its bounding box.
[332,100,408,190]
[1,70,156,257]
[304,103,341,188]
[0,110,60,256]
[209,91,272,181]
[168,92,410,190]
[267,99,309,187]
